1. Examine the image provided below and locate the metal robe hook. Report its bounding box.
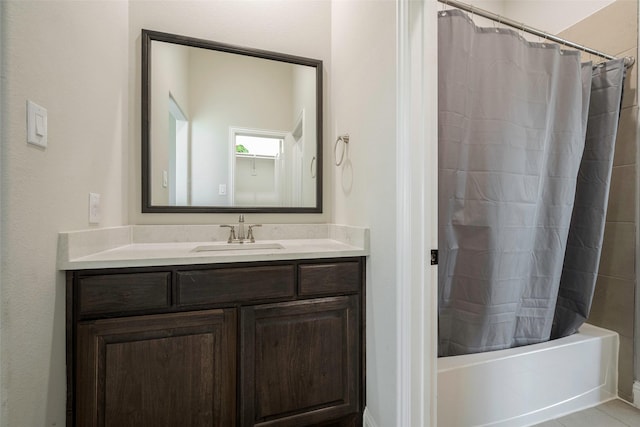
[334,134,349,166]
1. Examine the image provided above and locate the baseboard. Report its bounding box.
[633,381,640,407]
[363,407,379,427]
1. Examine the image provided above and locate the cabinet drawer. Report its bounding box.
[77,272,171,317]
[299,261,361,296]
[177,265,295,306]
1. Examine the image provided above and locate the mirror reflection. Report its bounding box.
[142,30,322,213]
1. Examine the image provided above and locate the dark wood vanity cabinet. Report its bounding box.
[241,296,359,427]
[75,309,237,427]
[66,257,365,427]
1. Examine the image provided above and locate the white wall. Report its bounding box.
[292,65,318,207]
[150,41,190,205]
[503,0,616,35]
[0,1,129,426]
[128,0,331,225]
[188,50,292,206]
[465,0,617,35]
[235,156,279,205]
[330,1,398,425]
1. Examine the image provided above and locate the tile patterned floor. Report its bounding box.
[534,399,640,427]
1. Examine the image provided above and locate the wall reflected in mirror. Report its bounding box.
[142,30,322,213]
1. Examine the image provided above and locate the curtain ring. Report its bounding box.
[310,156,317,178]
[334,134,349,166]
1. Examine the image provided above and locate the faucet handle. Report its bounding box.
[247,224,262,243]
[220,225,236,243]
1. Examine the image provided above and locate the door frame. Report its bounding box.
[396,0,438,425]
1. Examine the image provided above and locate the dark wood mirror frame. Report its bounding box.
[141,29,323,213]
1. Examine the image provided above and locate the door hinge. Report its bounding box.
[430,249,438,265]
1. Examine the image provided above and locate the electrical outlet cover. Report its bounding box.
[89,192,101,224]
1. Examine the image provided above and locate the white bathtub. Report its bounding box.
[437,323,619,427]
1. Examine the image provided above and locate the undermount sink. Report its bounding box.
[193,242,285,252]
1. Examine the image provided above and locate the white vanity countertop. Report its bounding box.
[58,224,369,270]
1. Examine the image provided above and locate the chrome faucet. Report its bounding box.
[220,215,261,243]
[238,214,245,240]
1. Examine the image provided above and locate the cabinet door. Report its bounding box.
[241,296,360,427]
[76,309,236,427]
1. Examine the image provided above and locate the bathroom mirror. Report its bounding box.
[142,29,323,213]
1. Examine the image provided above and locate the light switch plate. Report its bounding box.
[89,193,101,224]
[27,100,47,148]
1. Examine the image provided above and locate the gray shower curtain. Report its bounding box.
[438,10,625,357]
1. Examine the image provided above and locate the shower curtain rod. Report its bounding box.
[438,0,635,68]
